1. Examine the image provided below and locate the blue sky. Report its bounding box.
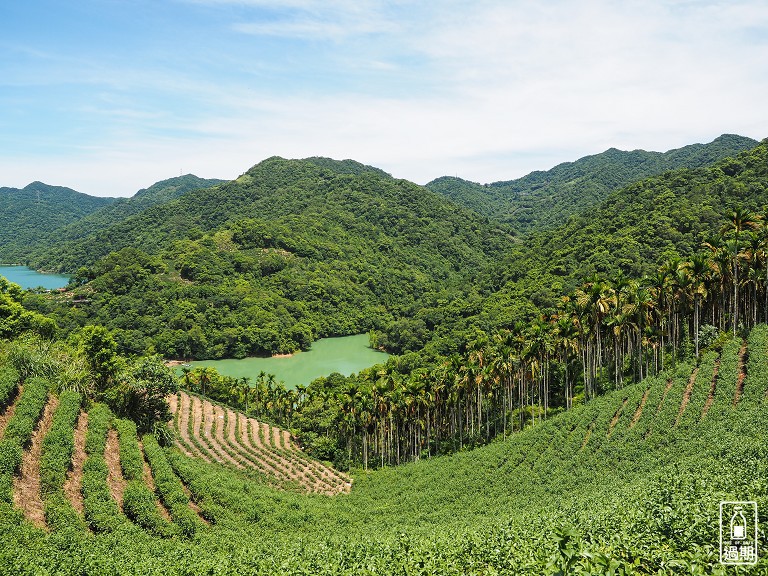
[1,0,767,197]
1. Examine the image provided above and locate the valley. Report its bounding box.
[1,136,767,573]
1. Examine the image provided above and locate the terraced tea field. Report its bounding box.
[168,390,351,495]
[0,328,766,573]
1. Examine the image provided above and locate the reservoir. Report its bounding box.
[0,266,70,290]
[184,334,390,389]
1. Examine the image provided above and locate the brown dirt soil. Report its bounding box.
[734,340,747,405]
[212,404,244,468]
[63,411,88,514]
[0,384,23,440]
[190,393,205,440]
[187,393,214,462]
[236,413,294,480]
[104,428,126,510]
[246,417,296,476]
[13,393,58,529]
[201,398,242,468]
[675,367,699,426]
[656,378,674,414]
[138,440,172,522]
[629,387,651,429]
[174,392,351,495]
[167,393,177,422]
[175,393,208,461]
[701,358,720,419]
[606,398,628,438]
[249,414,350,493]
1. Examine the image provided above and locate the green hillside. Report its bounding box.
[475,138,768,321]
[427,134,757,234]
[0,175,224,266]
[0,183,116,262]
[0,326,765,573]
[23,158,512,358]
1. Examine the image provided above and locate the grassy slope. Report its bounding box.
[1,329,766,574]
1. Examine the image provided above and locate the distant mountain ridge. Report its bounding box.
[0,182,116,262]
[427,134,758,234]
[0,174,224,265]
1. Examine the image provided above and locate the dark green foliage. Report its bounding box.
[39,391,81,495]
[78,325,121,389]
[0,277,56,339]
[0,176,222,268]
[33,158,511,359]
[0,182,114,262]
[107,357,177,433]
[428,133,757,234]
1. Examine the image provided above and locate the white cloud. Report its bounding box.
[2,0,767,195]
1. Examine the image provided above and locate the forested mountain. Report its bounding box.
[0,182,115,262]
[0,175,223,265]
[475,137,768,327]
[3,138,768,574]
[23,157,512,358]
[427,133,757,234]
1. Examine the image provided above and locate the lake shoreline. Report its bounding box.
[168,334,389,389]
[0,265,71,290]
[165,350,296,367]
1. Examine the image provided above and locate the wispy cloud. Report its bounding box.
[1,0,767,195]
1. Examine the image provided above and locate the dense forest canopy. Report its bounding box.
[0,175,223,267]
[0,182,115,260]
[20,158,512,359]
[427,133,757,234]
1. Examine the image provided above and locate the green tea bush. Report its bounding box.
[0,377,49,503]
[142,434,205,537]
[39,391,81,495]
[0,366,19,409]
[3,377,49,445]
[81,403,129,532]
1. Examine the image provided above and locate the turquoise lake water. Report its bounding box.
[183,334,390,389]
[0,266,70,290]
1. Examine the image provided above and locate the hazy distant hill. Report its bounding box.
[427,134,758,234]
[0,182,116,262]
